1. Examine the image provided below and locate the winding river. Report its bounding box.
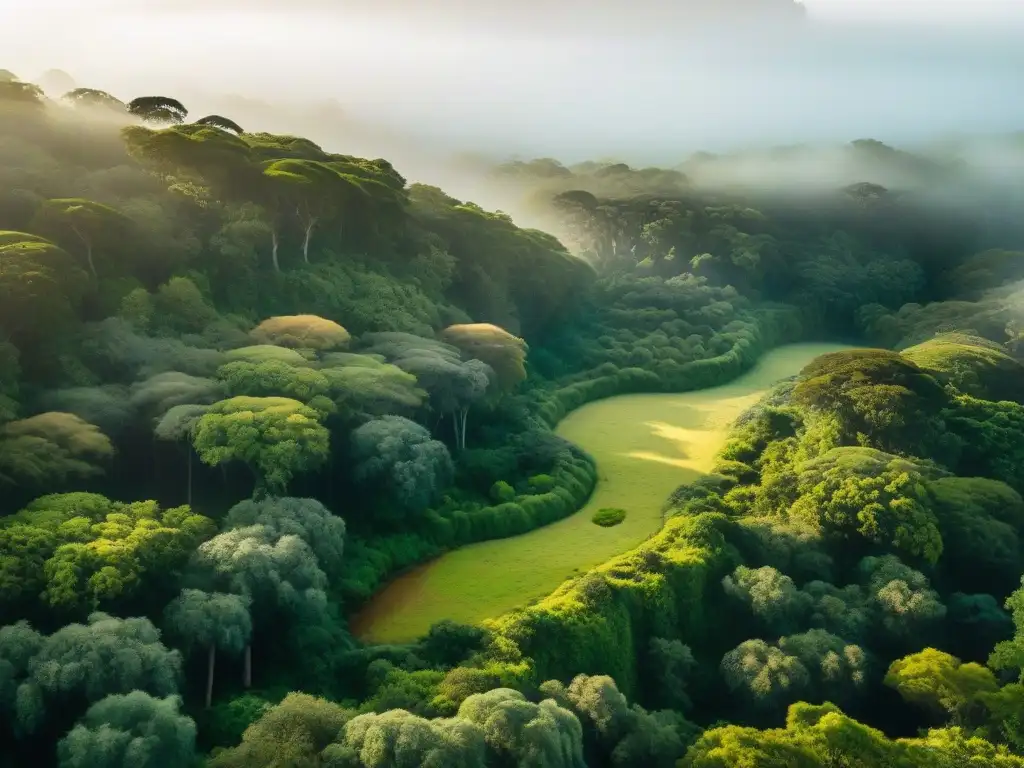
[352,342,851,643]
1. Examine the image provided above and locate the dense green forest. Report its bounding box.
[2,71,1024,766]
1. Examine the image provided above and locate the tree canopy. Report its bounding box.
[1,69,1024,768]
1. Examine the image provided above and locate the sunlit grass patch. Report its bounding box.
[352,343,853,644]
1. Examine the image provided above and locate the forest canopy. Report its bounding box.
[1,70,1024,767]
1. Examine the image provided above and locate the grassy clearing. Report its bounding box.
[352,342,852,643]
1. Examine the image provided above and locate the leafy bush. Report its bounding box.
[592,507,627,527]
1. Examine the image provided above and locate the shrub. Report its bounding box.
[592,508,627,527]
[490,480,516,503]
[527,474,555,493]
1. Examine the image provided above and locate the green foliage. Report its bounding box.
[989,579,1024,681]
[591,508,626,527]
[127,96,188,124]
[0,493,214,622]
[58,691,196,768]
[489,480,515,504]
[479,513,730,697]
[885,648,998,725]
[945,394,1024,493]
[440,323,528,393]
[164,589,252,656]
[192,396,329,494]
[902,333,1024,402]
[720,638,811,711]
[681,701,1024,767]
[339,708,488,767]
[5,75,1024,768]
[789,447,944,564]
[792,348,952,458]
[0,233,86,358]
[32,198,135,279]
[208,693,354,768]
[0,412,115,490]
[249,314,350,350]
[339,447,597,604]
[223,496,346,582]
[946,249,1024,297]
[350,416,454,522]
[457,687,585,767]
[216,358,329,401]
[194,115,244,135]
[926,477,1024,592]
[61,88,126,113]
[0,613,182,737]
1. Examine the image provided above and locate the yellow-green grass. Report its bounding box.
[352,342,851,643]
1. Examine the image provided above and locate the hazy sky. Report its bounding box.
[2,0,1022,163]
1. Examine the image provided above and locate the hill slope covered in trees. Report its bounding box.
[2,72,1024,766]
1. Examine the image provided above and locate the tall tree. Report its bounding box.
[350,416,454,522]
[164,589,252,708]
[32,198,134,278]
[0,233,86,354]
[261,159,368,263]
[249,315,350,351]
[188,525,328,688]
[0,80,45,106]
[440,323,529,393]
[128,96,188,124]
[361,332,492,450]
[0,412,114,489]
[154,404,211,506]
[61,88,127,113]
[194,114,244,135]
[191,396,330,495]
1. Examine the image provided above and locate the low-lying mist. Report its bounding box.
[4,0,1022,228]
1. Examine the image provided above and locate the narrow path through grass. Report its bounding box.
[352,342,851,643]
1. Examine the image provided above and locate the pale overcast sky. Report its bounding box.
[2,0,1021,162]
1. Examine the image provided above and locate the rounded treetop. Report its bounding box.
[250,315,351,351]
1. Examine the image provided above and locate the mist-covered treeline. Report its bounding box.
[2,69,1024,767]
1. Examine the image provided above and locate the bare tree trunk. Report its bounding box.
[270,229,280,272]
[452,412,460,447]
[243,644,252,688]
[206,644,216,709]
[460,408,470,452]
[85,242,97,278]
[71,226,97,278]
[302,218,317,263]
[186,449,192,507]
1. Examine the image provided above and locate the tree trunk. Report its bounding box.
[84,242,97,278]
[270,229,280,272]
[206,644,216,709]
[302,218,317,263]
[452,411,460,447]
[186,448,192,507]
[71,225,97,278]
[460,408,470,452]
[243,644,252,688]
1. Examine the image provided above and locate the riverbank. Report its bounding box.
[351,342,851,642]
